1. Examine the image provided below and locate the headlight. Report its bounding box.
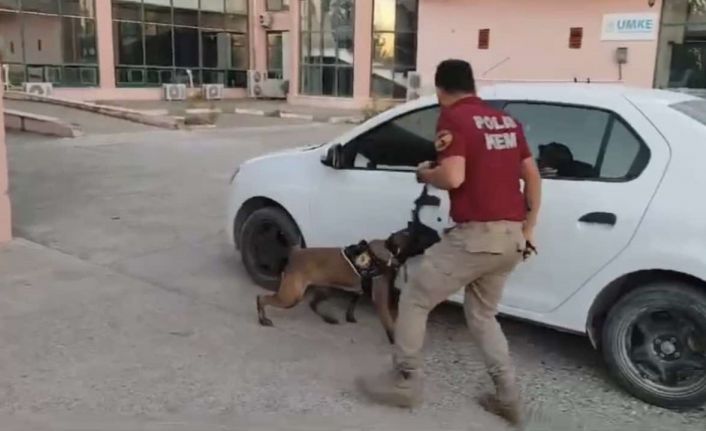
[229,166,241,184]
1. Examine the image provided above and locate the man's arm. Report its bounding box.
[419,112,466,190]
[418,156,465,190]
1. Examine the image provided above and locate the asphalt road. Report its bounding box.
[3,118,705,430]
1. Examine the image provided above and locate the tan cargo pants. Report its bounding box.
[393,221,525,397]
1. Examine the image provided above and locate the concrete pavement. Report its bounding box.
[96,99,364,123]
[4,99,313,134]
[2,120,705,430]
[4,100,159,135]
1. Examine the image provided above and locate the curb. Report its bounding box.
[139,109,170,116]
[4,109,83,138]
[278,111,315,121]
[231,105,364,124]
[329,115,364,124]
[184,124,217,130]
[234,107,277,116]
[4,92,179,130]
[185,108,222,115]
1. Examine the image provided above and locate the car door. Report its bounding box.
[472,100,668,314]
[308,105,452,248]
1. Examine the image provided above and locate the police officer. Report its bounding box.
[357,59,542,427]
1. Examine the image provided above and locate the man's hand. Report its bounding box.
[416,161,434,184]
[520,156,541,260]
[416,158,464,189]
[522,223,537,260]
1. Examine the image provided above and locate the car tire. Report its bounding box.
[602,282,706,409]
[239,207,302,291]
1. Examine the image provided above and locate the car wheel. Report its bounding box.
[239,207,302,291]
[602,282,706,409]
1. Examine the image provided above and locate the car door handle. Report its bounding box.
[579,212,617,226]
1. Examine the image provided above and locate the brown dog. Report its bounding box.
[256,239,399,343]
[255,185,446,343]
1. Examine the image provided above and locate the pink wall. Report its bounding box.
[353,0,373,101]
[250,0,290,72]
[0,69,12,243]
[96,0,116,89]
[288,1,300,103]
[418,0,661,90]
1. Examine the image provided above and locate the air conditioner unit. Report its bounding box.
[406,72,422,101]
[163,83,187,101]
[202,83,224,100]
[259,79,287,99]
[247,70,286,99]
[23,82,54,97]
[247,70,263,98]
[258,13,273,29]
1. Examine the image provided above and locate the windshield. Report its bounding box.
[670,99,706,126]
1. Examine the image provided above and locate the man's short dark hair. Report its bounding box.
[434,59,476,94]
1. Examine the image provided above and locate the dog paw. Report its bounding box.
[322,315,340,325]
[259,317,274,327]
[386,331,395,345]
[346,315,357,324]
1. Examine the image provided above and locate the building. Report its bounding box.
[0,0,704,108]
[0,0,703,242]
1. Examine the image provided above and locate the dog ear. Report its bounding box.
[368,240,392,260]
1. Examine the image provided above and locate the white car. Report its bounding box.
[226,83,706,409]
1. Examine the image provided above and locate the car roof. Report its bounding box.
[409,83,697,109]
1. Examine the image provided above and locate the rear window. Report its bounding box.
[671,99,706,126]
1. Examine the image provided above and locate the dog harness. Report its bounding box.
[342,240,388,279]
[342,186,443,286]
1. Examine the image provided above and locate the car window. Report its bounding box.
[670,99,706,126]
[504,102,648,181]
[600,119,646,179]
[391,107,440,142]
[341,106,439,170]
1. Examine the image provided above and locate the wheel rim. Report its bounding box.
[250,220,292,278]
[624,307,706,395]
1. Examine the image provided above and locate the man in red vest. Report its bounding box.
[358,59,542,427]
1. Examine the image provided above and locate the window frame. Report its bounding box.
[299,0,355,98]
[338,99,509,173]
[338,104,440,172]
[266,30,284,79]
[499,100,652,183]
[265,0,288,12]
[370,0,419,99]
[0,0,99,87]
[111,0,249,88]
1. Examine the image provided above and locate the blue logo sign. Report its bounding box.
[616,18,654,32]
[602,13,658,40]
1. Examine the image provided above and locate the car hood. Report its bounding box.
[241,142,326,168]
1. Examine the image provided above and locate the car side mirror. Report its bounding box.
[321,143,343,169]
